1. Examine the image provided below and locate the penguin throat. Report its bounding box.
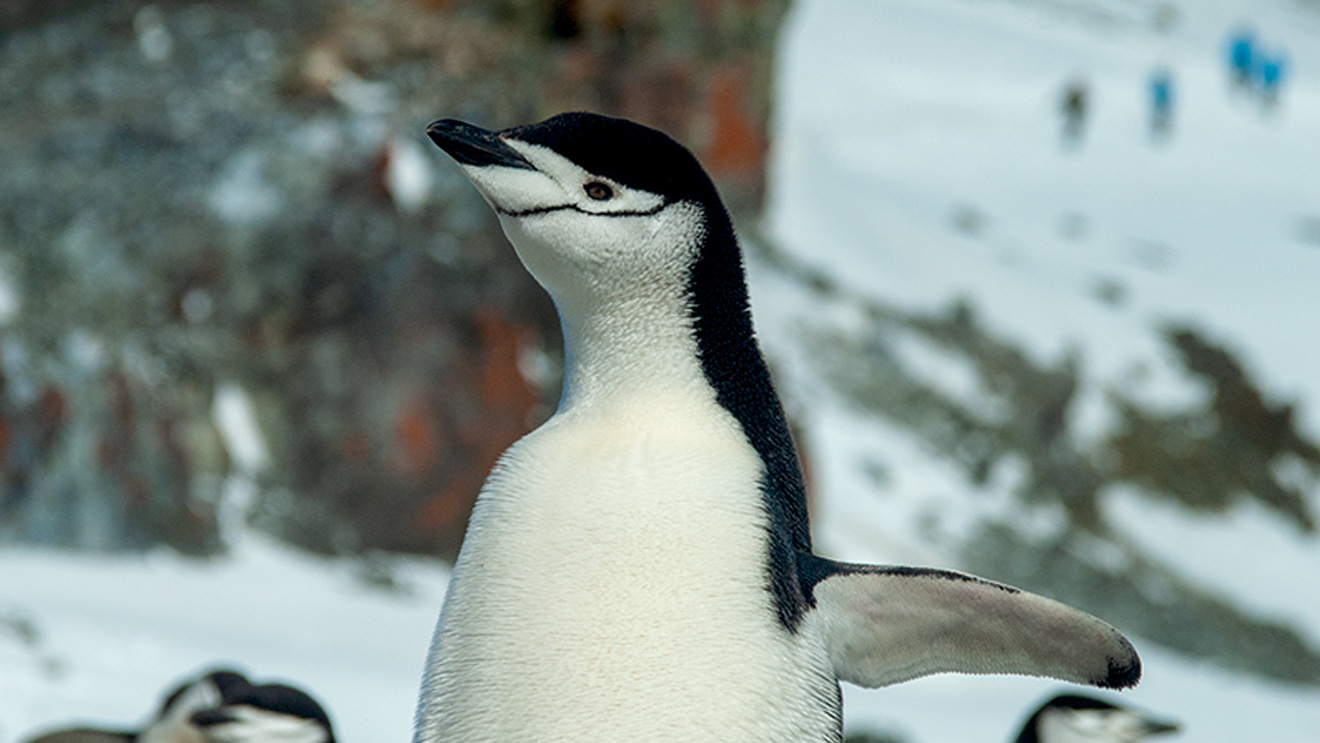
[553,285,711,413]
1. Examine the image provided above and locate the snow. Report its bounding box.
[0,263,17,326]
[383,136,436,215]
[840,643,1320,743]
[212,384,270,476]
[0,533,445,743]
[5,0,1320,742]
[760,0,1320,739]
[208,150,284,226]
[768,0,1320,435]
[1105,485,1320,631]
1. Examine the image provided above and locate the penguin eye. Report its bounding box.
[583,181,614,201]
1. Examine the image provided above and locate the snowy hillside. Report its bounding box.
[0,520,445,743]
[758,0,1320,739]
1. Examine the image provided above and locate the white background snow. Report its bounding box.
[761,0,1320,739]
[3,0,1319,741]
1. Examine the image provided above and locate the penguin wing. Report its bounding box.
[799,553,1140,690]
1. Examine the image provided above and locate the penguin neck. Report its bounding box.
[552,271,712,415]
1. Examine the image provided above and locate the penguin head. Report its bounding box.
[1017,694,1180,743]
[155,670,252,719]
[426,112,731,311]
[138,669,253,743]
[190,683,335,743]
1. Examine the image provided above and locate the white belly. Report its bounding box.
[414,397,839,743]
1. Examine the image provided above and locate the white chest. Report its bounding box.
[414,394,838,743]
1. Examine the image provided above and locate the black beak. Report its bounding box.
[426,119,535,170]
[1141,718,1181,737]
[190,709,239,728]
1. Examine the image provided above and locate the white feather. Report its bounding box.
[200,707,328,743]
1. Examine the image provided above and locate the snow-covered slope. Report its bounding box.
[758,0,1320,739]
[0,528,444,743]
[768,0,1320,432]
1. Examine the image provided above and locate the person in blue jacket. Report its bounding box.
[1149,66,1175,137]
[1258,51,1287,109]
[1226,27,1255,89]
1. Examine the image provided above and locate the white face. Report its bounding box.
[453,139,703,307]
[138,679,224,743]
[198,707,329,743]
[1038,708,1165,743]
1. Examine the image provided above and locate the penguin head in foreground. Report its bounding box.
[1014,694,1180,743]
[426,113,732,312]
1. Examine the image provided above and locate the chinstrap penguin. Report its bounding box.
[417,111,1141,743]
[21,669,333,743]
[21,669,251,743]
[1012,694,1179,743]
[190,682,336,743]
[844,693,1178,743]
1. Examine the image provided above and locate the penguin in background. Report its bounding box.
[190,682,335,743]
[843,692,1180,743]
[20,669,333,743]
[21,669,250,743]
[417,112,1141,743]
[1012,693,1180,743]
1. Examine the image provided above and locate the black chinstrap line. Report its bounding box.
[495,198,673,219]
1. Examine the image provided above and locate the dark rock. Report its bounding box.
[0,0,789,559]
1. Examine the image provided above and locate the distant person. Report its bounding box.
[1226,26,1255,89]
[1149,66,1175,138]
[1059,78,1089,147]
[1258,50,1287,110]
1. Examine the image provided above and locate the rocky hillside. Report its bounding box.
[0,0,786,559]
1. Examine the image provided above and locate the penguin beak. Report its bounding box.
[190,709,239,727]
[426,119,535,170]
[1140,718,1181,737]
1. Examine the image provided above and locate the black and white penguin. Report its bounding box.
[21,670,333,743]
[417,111,1141,743]
[21,669,252,743]
[190,682,336,743]
[1012,694,1179,743]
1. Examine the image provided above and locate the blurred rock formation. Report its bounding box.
[0,0,788,558]
[753,237,1320,685]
